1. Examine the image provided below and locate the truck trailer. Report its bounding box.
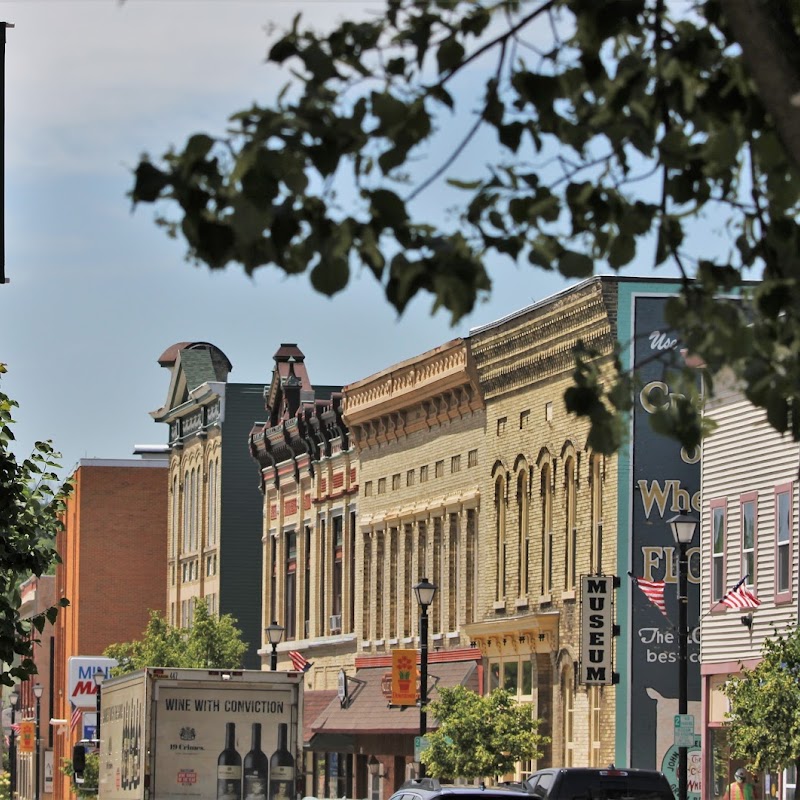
[94,667,303,800]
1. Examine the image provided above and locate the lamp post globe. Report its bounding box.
[413,577,437,779]
[266,621,285,671]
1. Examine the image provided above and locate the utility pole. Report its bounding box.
[0,21,14,286]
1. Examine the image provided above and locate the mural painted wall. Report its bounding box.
[616,286,701,797]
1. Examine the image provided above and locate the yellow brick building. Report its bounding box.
[467,278,619,773]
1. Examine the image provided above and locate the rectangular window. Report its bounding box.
[468,449,478,468]
[489,661,501,691]
[420,465,429,483]
[406,469,415,487]
[504,661,519,693]
[740,493,757,587]
[285,529,297,639]
[332,516,343,620]
[775,483,793,602]
[497,417,507,436]
[711,500,726,603]
[451,455,461,473]
[304,525,312,638]
[392,473,401,490]
[435,460,444,478]
[520,410,530,428]
[377,477,386,494]
[364,481,373,497]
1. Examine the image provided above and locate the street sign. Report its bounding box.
[414,735,430,762]
[674,714,695,748]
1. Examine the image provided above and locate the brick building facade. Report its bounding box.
[51,457,167,800]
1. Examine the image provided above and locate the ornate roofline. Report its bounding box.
[342,338,484,429]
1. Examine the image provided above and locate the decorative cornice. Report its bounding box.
[343,338,484,429]
[470,279,615,399]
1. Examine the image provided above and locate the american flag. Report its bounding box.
[721,579,761,610]
[70,705,83,732]
[632,575,668,617]
[288,650,313,673]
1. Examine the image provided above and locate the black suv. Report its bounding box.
[390,778,528,800]
[524,767,674,800]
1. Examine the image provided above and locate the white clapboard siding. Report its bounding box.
[701,390,799,665]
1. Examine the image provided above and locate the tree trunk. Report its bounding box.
[723,0,800,170]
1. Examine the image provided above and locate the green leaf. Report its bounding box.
[608,234,636,268]
[310,256,349,296]
[436,36,465,74]
[559,250,594,278]
[182,134,215,166]
[369,189,408,228]
[131,162,168,203]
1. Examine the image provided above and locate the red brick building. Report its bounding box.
[50,457,168,800]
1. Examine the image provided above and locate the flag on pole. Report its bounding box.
[70,705,83,732]
[721,579,761,610]
[288,650,313,673]
[631,574,668,617]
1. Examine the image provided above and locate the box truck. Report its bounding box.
[92,667,303,800]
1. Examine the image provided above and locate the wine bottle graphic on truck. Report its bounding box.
[217,722,242,800]
[268,723,295,800]
[243,723,269,800]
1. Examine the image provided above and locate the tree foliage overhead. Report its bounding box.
[0,364,70,685]
[105,599,248,673]
[723,625,800,775]
[421,685,548,780]
[132,0,800,452]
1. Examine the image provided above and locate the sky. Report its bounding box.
[0,0,676,481]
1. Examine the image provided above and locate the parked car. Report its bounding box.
[390,778,528,800]
[524,767,674,800]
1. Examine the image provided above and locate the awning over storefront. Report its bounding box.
[310,660,479,740]
[304,689,338,745]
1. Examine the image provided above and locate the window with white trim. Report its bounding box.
[710,499,726,603]
[775,483,793,602]
[740,492,757,587]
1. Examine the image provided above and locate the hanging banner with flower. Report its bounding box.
[18,721,35,753]
[391,649,418,706]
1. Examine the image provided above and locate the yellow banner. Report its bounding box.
[391,649,418,706]
[18,721,35,753]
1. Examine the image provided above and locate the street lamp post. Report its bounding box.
[413,577,437,780]
[669,514,698,800]
[94,672,105,748]
[265,621,284,671]
[9,689,18,800]
[32,683,43,800]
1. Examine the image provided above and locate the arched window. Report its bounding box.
[564,456,576,590]
[183,469,190,555]
[495,474,506,602]
[207,460,216,548]
[171,475,179,560]
[590,455,603,574]
[517,469,529,596]
[541,464,552,596]
[189,468,197,551]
